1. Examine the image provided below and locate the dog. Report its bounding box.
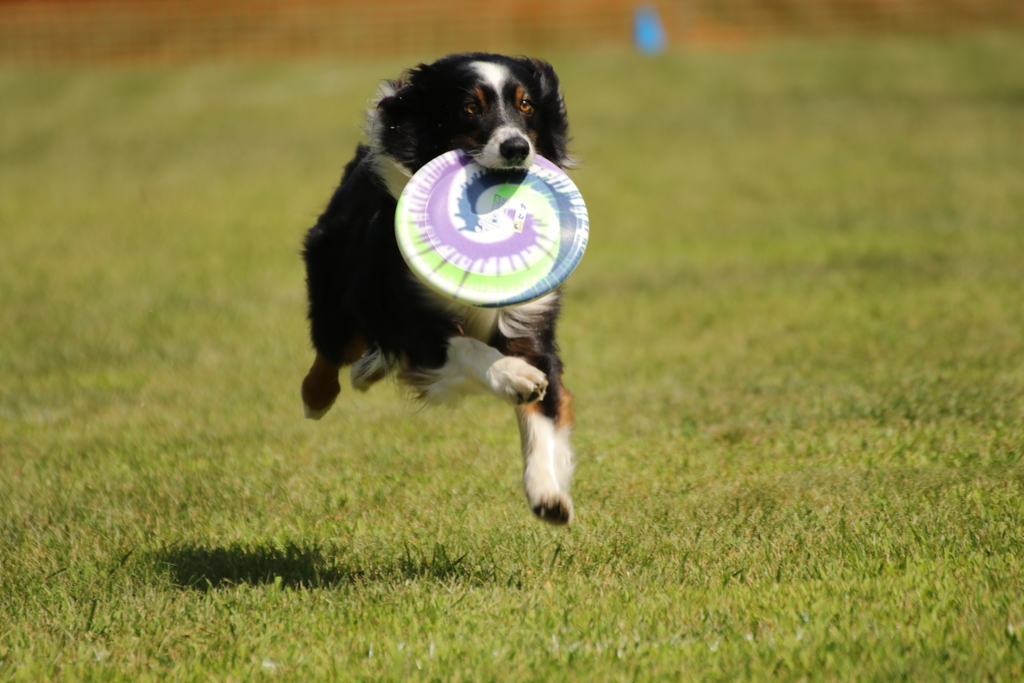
[300,53,577,525]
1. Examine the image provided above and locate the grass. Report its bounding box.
[2,33,1024,680]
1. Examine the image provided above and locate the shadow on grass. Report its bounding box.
[154,540,496,590]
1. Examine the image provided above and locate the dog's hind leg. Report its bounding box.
[516,382,575,525]
[349,348,389,392]
[301,335,368,419]
[302,353,341,419]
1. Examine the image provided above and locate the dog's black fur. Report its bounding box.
[300,53,577,524]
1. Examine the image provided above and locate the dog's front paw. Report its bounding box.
[530,492,574,525]
[488,357,548,405]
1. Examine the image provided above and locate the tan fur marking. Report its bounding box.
[514,85,526,108]
[503,336,542,358]
[517,376,574,429]
[474,87,489,113]
[556,380,575,429]
[301,336,368,414]
[301,352,342,414]
[520,401,543,418]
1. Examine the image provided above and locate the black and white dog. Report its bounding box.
[301,53,577,524]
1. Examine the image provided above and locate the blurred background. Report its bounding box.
[2,0,1022,64]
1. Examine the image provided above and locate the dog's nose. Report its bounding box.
[499,136,531,164]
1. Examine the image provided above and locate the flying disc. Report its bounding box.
[395,150,589,308]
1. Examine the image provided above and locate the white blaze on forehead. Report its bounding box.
[472,61,511,97]
[470,60,535,169]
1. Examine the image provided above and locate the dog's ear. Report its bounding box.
[528,59,561,102]
[368,71,419,167]
[526,58,573,168]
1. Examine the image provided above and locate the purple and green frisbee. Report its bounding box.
[395,150,589,308]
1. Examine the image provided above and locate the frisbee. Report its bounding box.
[395,150,589,308]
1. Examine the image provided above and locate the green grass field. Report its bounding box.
[2,33,1024,681]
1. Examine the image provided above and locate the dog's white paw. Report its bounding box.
[487,357,548,405]
[529,491,574,525]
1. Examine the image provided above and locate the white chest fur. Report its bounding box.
[432,289,560,343]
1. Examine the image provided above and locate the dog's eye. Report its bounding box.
[518,99,535,115]
[464,102,481,115]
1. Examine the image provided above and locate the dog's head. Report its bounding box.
[368,53,572,176]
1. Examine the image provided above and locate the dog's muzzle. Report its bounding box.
[478,126,536,169]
